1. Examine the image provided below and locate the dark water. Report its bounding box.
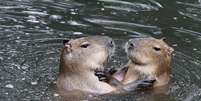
[0,0,201,101]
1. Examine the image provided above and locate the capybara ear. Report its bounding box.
[63,39,72,53]
[64,44,72,53]
[63,39,70,45]
[160,37,166,42]
[167,47,174,56]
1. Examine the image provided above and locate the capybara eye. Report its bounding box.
[80,43,90,48]
[153,47,161,51]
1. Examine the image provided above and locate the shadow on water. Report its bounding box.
[0,0,201,101]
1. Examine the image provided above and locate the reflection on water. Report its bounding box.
[0,0,201,101]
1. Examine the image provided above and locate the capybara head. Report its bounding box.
[60,36,115,73]
[125,37,174,75]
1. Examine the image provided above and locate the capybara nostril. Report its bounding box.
[110,41,114,47]
[129,43,134,48]
[107,40,114,48]
[127,40,135,49]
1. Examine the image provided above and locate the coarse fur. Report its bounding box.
[57,36,115,95]
[113,37,174,87]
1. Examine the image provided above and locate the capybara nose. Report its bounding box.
[129,43,134,48]
[107,40,114,48]
[128,40,135,49]
[109,40,114,48]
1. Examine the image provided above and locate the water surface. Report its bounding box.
[0,0,201,101]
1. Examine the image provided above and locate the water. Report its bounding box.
[0,0,201,101]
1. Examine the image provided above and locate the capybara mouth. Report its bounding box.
[130,58,146,66]
[94,66,105,75]
[127,49,148,66]
[95,67,104,72]
[125,38,148,66]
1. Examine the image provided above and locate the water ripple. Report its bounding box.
[84,18,160,29]
[0,0,201,101]
[177,1,201,22]
[99,0,162,12]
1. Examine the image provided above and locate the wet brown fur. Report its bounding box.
[57,36,116,95]
[113,37,174,87]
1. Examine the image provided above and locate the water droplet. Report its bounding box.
[45,26,49,29]
[59,33,64,36]
[70,9,77,15]
[49,15,62,20]
[15,40,21,43]
[35,26,40,29]
[68,20,79,25]
[172,44,178,47]
[0,57,3,60]
[70,12,77,15]
[193,48,197,51]
[5,84,14,88]
[111,11,117,15]
[53,93,59,97]
[173,17,177,20]
[53,81,56,84]
[27,15,39,23]
[25,33,30,35]
[70,9,75,12]
[123,32,127,34]
[192,14,197,17]
[31,81,38,85]
[60,21,65,24]
[73,32,83,35]
[21,65,28,69]
[27,19,40,23]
